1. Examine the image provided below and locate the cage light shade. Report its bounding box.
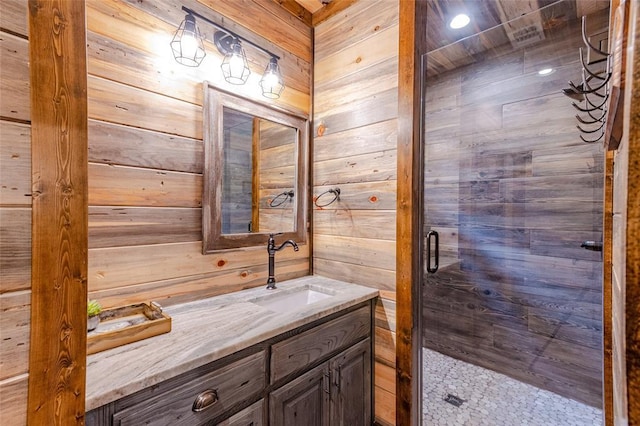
[170,14,206,67]
[221,42,250,85]
[260,57,285,99]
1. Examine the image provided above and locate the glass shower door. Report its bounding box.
[421,1,606,424]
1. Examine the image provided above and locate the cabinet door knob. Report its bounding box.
[192,389,218,412]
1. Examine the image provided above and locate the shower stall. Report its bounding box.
[421,1,607,424]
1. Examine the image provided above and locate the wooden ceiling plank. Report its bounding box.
[272,0,313,26]
[495,0,540,21]
[576,0,611,19]
[495,0,545,49]
[294,0,325,14]
[312,0,359,27]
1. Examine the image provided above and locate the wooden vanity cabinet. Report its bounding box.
[86,302,373,426]
[270,338,371,426]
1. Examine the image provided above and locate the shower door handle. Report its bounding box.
[426,230,439,273]
[581,240,603,252]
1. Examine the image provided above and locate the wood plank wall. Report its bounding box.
[0,1,30,424]
[312,2,399,424]
[84,0,311,310]
[624,3,640,419]
[1,1,310,423]
[422,9,608,408]
[612,0,640,422]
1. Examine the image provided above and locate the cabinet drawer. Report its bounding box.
[271,305,370,383]
[113,351,266,426]
[216,399,264,426]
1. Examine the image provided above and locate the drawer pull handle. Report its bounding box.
[192,389,218,412]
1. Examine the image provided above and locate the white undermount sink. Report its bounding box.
[251,287,334,312]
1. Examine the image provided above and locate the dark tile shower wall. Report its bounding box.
[422,10,607,407]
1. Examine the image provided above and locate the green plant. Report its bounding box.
[87,300,102,317]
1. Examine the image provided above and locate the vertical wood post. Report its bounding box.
[623,1,640,420]
[396,1,427,424]
[27,0,88,424]
[603,150,614,426]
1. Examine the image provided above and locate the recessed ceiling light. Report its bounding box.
[538,68,554,76]
[449,14,470,29]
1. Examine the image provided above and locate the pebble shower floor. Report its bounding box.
[422,349,602,426]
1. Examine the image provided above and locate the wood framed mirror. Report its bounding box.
[202,83,308,253]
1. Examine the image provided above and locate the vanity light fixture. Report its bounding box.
[171,6,285,98]
[221,40,251,85]
[449,13,471,29]
[260,57,285,99]
[170,13,206,67]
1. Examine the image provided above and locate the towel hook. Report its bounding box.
[581,16,609,58]
[268,190,294,208]
[564,14,612,145]
[314,188,340,208]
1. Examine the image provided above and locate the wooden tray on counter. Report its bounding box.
[87,302,171,355]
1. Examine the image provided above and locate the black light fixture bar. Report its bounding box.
[181,6,280,61]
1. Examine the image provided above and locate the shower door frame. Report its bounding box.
[396,2,625,425]
[395,1,427,425]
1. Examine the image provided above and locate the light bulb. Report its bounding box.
[180,33,198,59]
[229,53,246,78]
[260,58,284,99]
[449,13,470,29]
[262,71,279,90]
[221,41,249,84]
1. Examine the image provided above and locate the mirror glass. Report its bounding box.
[221,107,297,234]
[203,84,308,253]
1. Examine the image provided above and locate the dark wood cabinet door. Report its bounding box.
[330,339,371,426]
[269,362,330,426]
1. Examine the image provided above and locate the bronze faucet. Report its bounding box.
[266,233,299,289]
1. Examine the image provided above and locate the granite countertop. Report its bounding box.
[85,275,379,411]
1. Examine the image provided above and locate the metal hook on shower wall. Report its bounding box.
[563,15,612,144]
[579,49,608,80]
[581,16,609,58]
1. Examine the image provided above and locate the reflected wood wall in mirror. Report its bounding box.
[203,82,308,252]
